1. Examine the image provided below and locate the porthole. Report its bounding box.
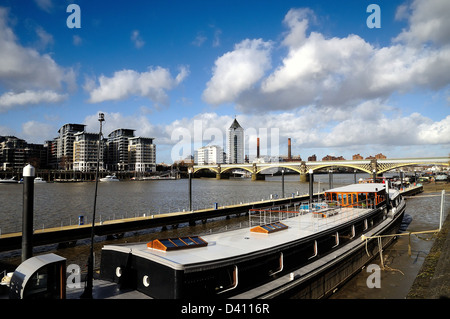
[143,275,150,287]
[115,267,122,278]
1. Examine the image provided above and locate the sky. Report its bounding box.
[0,0,449,164]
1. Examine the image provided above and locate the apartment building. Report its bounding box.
[56,123,86,170]
[195,145,224,165]
[0,136,44,170]
[73,132,105,172]
[105,129,135,171]
[128,136,156,172]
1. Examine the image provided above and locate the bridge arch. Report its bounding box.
[307,164,372,174]
[192,167,220,174]
[220,166,254,174]
[256,165,303,175]
[377,161,450,174]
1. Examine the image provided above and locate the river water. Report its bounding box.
[0,173,447,299]
[0,173,366,234]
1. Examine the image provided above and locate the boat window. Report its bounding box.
[251,222,288,234]
[148,236,208,251]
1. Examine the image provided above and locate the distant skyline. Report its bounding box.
[0,0,449,163]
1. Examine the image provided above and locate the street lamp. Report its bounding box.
[281,169,285,198]
[81,112,104,299]
[188,167,193,211]
[309,169,314,206]
[328,169,333,189]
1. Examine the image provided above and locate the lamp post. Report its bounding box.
[281,169,285,198]
[400,169,404,190]
[188,167,193,211]
[309,169,314,206]
[81,112,104,299]
[328,169,333,189]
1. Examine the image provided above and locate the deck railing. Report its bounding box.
[248,198,377,229]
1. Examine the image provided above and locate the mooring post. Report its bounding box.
[309,169,314,207]
[22,164,35,262]
[188,167,193,211]
[440,190,445,231]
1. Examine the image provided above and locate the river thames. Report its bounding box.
[0,173,448,298]
[0,173,369,234]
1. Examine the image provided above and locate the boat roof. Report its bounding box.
[103,206,374,271]
[326,183,386,193]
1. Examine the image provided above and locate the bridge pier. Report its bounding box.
[300,173,309,183]
[251,173,265,181]
[216,173,229,180]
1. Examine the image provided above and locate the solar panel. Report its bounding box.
[147,236,208,251]
[251,222,288,234]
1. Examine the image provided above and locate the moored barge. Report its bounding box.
[100,183,406,299]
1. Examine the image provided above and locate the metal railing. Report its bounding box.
[248,198,377,229]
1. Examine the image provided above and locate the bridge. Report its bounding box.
[193,157,450,181]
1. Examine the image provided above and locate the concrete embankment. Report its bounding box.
[407,182,450,299]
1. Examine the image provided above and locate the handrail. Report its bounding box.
[216,265,238,294]
[269,253,284,276]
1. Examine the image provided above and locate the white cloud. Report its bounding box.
[0,7,75,110]
[21,120,56,144]
[34,0,53,13]
[0,90,67,112]
[73,35,82,46]
[394,0,450,46]
[131,30,145,49]
[35,26,54,50]
[83,111,156,139]
[192,32,207,47]
[203,5,450,114]
[202,39,272,105]
[86,66,189,104]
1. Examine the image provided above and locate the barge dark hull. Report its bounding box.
[100,202,405,299]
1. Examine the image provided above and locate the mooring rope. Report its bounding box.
[361,229,440,273]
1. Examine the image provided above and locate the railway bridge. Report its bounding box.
[193,157,450,181]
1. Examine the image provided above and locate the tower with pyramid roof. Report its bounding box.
[227,118,244,164]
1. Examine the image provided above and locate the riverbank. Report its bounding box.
[407,209,450,299]
[421,182,450,193]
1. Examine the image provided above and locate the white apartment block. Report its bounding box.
[195,145,224,165]
[73,132,104,172]
[128,137,156,172]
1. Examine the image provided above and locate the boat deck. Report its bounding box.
[103,205,374,271]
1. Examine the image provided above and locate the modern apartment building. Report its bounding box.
[195,145,224,165]
[128,136,156,172]
[0,136,46,170]
[73,132,105,172]
[227,118,244,164]
[56,123,86,170]
[105,129,135,171]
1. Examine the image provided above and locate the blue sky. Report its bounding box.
[0,0,449,163]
